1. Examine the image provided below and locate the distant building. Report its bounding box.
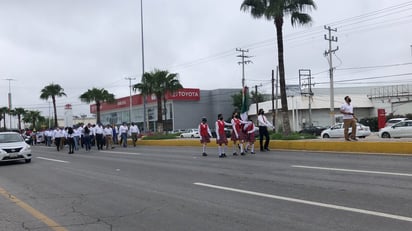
[91,88,240,132]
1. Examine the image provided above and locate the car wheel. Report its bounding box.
[381,132,391,138]
[180,135,184,138]
[191,135,194,138]
[25,159,31,163]
[322,134,330,138]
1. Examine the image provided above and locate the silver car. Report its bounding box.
[321,123,371,139]
[0,132,32,163]
[379,120,412,138]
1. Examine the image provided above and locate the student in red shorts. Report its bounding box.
[198,117,212,156]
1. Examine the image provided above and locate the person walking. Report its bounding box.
[340,96,358,141]
[83,124,92,151]
[257,109,274,152]
[198,117,212,156]
[66,127,75,154]
[95,123,104,150]
[215,114,231,158]
[129,122,140,147]
[244,116,256,154]
[119,122,129,147]
[104,124,114,149]
[231,112,247,156]
[53,127,65,152]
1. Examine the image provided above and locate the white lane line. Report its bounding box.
[292,165,412,177]
[99,151,141,156]
[194,182,412,222]
[36,157,69,163]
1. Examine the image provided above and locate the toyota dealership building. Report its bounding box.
[90,88,240,132]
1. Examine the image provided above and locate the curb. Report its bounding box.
[136,139,412,155]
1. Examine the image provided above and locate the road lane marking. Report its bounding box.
[291,165,412,177]
[100,151,141,155]
[36,157,69,163]
[194,182,412,222]
[0,187,68,231]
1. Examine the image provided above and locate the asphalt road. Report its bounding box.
[0,144,411,231]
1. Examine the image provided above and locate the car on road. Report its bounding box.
[385,118,408,127]
[298,126,328,136]
[379,120,412,138]
[0,132,32,163]
[180,129,200,138]
[321,123,371,139]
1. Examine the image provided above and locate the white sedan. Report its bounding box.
[321,123,371,139]
[379,120,412,138]
[180,129,200,138]
[0,132,32,163]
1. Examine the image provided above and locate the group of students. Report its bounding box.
[198,110,274,158]
[44,122,141,154]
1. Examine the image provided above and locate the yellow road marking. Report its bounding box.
[0,187,68,231]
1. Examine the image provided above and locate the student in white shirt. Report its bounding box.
[257,109,274,152]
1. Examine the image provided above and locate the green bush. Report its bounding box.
[141,133,179,140]
[270,132,317,140]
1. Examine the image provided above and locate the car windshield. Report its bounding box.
[0,134,24,143]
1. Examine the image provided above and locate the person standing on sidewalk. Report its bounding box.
[340,96,358,141]
[257,109,274,152]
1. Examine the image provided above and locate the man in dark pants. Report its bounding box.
[257,109,274,152]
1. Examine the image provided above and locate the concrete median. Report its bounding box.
[136,138,412,155]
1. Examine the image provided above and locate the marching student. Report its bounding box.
[257,109,274,152]
[129,122,140,147]
[231,112,248,156]
[215,113,231,158]
[52,127,65,152]
[198,117,212,156]
[104,124,114,150]
[244,116,256,154]
[66,127,75,154]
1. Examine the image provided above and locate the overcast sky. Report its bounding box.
[0,0,411,119]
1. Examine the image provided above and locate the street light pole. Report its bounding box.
[140,0,147,132]
[125,77,136,124]
[4,78,15,129]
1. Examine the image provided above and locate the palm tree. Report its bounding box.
[79,88,115,124]
[13,107,26,131]
[22,110,42,130]
[241,0,317,135]
[0,107,8,130]
[40,83,67,128]
[133,69,183,132]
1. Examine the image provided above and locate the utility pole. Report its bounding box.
[254,84,262,116]
[236,48,252,88]
[324,26,339,126]
[125,77,136,124]
[299,69,314,127]
[272,67,279,129]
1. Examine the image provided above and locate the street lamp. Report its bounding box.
[3,78,15,129]
[140,0,147,132]
[125,77,136,124]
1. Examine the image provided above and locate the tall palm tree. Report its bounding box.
[241,0,316,135]
[40,83,67,128]
[13,107,26,131]
[0,106,8,130]
[79,88,115,124]
[133,69,183,132]
[22,110,42,130]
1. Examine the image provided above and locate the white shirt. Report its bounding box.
[130,125,140,134]
[119,125,128,134]
[258,114,274,128]
[104,127,113,136]
[340,102,354,120]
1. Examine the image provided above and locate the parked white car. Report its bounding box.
[321,123,371,139]
[379,120,412,138]
[0,132,32,163]
[180,129,200,138]
[385,118,408,127]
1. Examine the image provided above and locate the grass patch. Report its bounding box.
[271,132,317,140]
[141,133,179,140]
